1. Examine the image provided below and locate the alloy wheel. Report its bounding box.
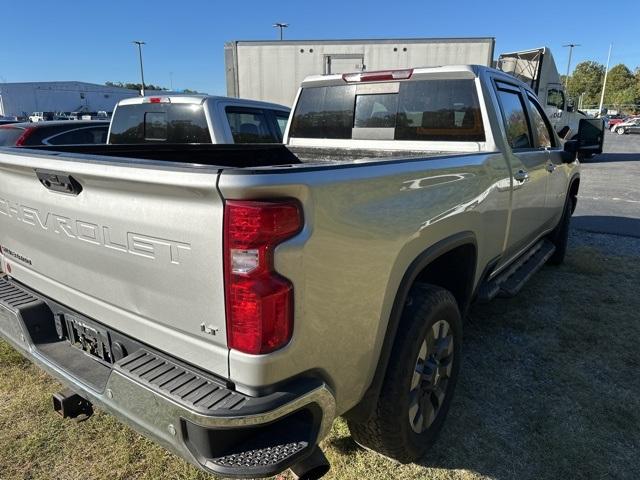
[408,319,454,434]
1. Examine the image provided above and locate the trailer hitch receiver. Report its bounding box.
[52,389,93,421]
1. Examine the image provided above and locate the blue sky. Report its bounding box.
[1,0,638,94]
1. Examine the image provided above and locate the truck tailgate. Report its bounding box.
[0,150,228,377]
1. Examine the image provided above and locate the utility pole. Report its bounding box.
[132,41,146,96]
[273,23,289,41]
[562,44,580,89]
[598,43,613,114]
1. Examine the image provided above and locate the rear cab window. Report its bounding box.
[225,107,280,143]
[109,103,211,143]
[45,126,108,145]
[274,111,290,140]
[289,79,485,142]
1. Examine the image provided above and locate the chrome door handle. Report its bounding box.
[514,169,529,182]
[546,162,556,172]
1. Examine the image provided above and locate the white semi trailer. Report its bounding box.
[225,38,495,107]
[225,38,585,139]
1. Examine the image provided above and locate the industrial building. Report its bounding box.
[225,37,495,106]
[0,81,139,119]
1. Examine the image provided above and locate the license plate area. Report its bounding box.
[56,313,114,364]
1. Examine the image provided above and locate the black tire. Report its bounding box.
[348,284,462,463]
[548,195,573,265]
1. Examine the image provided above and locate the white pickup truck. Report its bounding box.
[108,95,291,144]
[0,65,603,479]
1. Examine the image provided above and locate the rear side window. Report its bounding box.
[109,104,211,143]
[0,127,25,146]
[289,80,485,142]
[225,108,278,143]
[496,87,532,150]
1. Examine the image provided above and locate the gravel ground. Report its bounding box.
[569,228,640,257]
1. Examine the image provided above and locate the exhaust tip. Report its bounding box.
[290,448,330,480]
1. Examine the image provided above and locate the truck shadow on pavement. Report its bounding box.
[583,153,640,163]
[328,234,640,479]
[572,215,640,239]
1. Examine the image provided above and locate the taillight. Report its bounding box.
[224,200,302,354]
[342,68,413,83]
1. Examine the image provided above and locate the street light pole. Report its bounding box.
[272,23,289,41]
[562,43,580,89]
[132,41,146,96]
[598,43,613,114]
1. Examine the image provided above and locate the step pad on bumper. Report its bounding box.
[115,349,247,415]
[213,441,308,469]
[0,279,40,309]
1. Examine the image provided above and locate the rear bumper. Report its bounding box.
[0,275,335,478]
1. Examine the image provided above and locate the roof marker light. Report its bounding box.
[342,68,413,83]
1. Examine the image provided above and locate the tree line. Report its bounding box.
[105,81,200,94]
[566,62,640,112]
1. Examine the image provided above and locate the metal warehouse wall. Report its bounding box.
[226,38,495,106]
[0,82,138,118]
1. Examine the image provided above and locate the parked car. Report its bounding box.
[608,114,627,128]
[0,65,602,479]
[0,119,19,126]
[108,95,290,144]
[0,120,109,146]
[612,117,640,135]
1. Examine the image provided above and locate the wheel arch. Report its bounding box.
[345,231,477,423]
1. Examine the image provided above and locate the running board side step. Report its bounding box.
[477,239,556,302]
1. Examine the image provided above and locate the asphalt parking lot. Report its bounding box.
[573,131,640,238]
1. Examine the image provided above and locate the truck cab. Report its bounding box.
[107,95,290,145]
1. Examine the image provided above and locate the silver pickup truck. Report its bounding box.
[108,95,290,144]
[0,65,603,479]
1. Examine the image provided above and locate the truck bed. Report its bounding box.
[22,143,462,169]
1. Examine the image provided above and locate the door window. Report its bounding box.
[496,87,532,150]
[526,95,555,148]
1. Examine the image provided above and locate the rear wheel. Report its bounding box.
[348,284,462,463]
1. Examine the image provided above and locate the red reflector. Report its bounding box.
[149,97,162,103]
[224,200,302,355]
[342,68,413,83]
